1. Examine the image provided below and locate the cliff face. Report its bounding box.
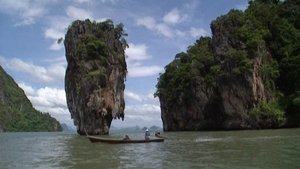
[64,19,127,135]
[0,65,62,132]
[156,1,300,131]
[210,10,269,129]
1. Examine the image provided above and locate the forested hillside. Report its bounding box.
[0,66,62,132]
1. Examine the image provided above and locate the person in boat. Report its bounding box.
[155,131,161,137]
[145,128,150,140]
[123,134,130,141]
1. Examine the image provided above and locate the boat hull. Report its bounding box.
[87,136,164,144]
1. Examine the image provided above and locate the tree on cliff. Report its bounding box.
[155,0,300,131]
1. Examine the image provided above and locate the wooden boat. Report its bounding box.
[86,135,164,144]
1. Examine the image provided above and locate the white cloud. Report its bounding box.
[10,58,50,82]
[48,64,66,81]
[137,10,207,39]
[163,8,187,25]
[175,29,186,37]
[66,6,93,20]
[45,28,65,39]
[18,82,161,128]
[112,103,161,127]
[125,90,142,102]
[31,87,67,109]
[44,17,69,50]
[18,82,72,125]
[137,16,173,38]
[126,104,160,115]
[44,24,64,50]
[128,65,162,78]
[0,0,49,26]
[190,27,208,38]
[125,90,142,101]
[125,90,158,103]
[44,5,96,51]
[49,41,64,50]
[125,43,162,78]
[19,83,68,114]
[235,3,248,11]
[137,16,156,30]
[44,56,67,65]
[126,43,151,62]
[156,23,173,38]
[100,0,119,4]
[1,57,66,84]
[73,0,91,3]
[18,82,35,96]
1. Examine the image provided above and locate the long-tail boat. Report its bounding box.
[85,129,164,144]
[86,135,164,144]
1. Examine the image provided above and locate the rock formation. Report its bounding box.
[64,19,127,135]
[156,1,300,131]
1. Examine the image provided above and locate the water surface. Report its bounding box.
[1,129,300,169]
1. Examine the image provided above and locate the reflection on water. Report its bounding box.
[1,129,300,169]
[60,133,166,169]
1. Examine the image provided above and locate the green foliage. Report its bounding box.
[211,9,245,41]
[224,48,253,75]
[0,66,62,132]
[86,39,106,59]
[86,68,106,78]
[57,37,63,44]
[204,65,223,83]
[286,91,300,115]
[260,59,279,90]
[85,68,107,87]
[249,99,286,127]
[155,54,195,103]
[74,19,128,75]
[155,37,214,102]
[292,97,300,107]
[91,19,128,49]
[156,0,300,127]
[77,34,107,61]
[212,9,256,76]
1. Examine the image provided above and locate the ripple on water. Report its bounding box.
[1,129,300,169]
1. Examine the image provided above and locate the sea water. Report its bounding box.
[1,128,300,169]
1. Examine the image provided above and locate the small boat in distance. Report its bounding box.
[86,135,164,144]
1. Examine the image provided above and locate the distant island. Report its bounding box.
[155,0,300,131]
[0,65,62,132]
[110,125,163,133]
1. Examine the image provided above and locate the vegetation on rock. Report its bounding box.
[64,19,128,135]
[156,0,300,130]
[0,66,62,132]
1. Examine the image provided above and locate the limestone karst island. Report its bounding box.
[64,20,128,135]
[155,0,300,131]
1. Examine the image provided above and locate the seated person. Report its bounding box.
[155,131,161,137]
[123,134,130,140]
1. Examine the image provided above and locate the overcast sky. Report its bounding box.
[0,0,247,128]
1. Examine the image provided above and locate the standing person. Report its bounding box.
[145,128,150,140]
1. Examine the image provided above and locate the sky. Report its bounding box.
[0,0,248,128]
